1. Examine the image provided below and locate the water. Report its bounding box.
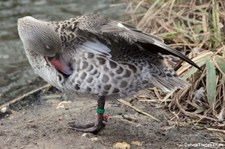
[0,0,127,105]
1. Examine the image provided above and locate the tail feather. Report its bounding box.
[150,76,189,92]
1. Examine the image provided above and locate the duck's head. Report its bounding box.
[18,16,61,57]
[18,16,73,90]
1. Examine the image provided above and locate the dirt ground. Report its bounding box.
[0,87,224,149]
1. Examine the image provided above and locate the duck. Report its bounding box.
[17,14,201,134]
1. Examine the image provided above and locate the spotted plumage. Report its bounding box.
[17,14,200,134]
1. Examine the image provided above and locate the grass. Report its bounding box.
[126,0,225,131]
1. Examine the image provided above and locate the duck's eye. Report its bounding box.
[57,74,64,83]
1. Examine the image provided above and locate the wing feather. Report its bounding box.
[75,14,201,70]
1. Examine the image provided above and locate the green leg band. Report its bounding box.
[96,108,105,114]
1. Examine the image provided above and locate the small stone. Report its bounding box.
[131,141,142,146]
[28,120,34,123]
[1,107,10,114]
[81,133,95,138]
[90,137,98,142]
[82,133,88,137]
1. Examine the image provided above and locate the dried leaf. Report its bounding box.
[113,142,130,149]
[56,101,72,109]
[131,141,142,146]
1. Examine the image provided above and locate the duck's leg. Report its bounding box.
[68,96,107,134]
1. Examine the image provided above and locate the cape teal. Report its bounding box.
[18,14,200,134]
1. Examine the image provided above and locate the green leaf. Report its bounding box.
[214,55,225,76]
[179,51,213,79]
[212,0,221,42]
[194,106,207,114]
[206,59,217,109]
[182,59,206,79]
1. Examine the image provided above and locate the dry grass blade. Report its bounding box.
[118,99,160,122]
[0,84,51,110]
[207,128,225,134]
[175,89,217,122]
[128,0,225,129]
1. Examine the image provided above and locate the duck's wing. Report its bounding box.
[74,14,201,70]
